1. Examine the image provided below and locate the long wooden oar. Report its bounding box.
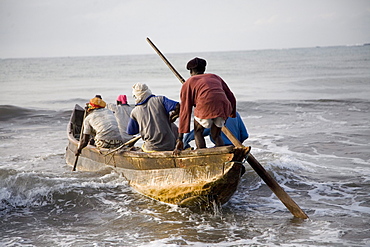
[147,37,308,219]
[72,108,87,171]
[221,126,309,219]
[104,135,142,156]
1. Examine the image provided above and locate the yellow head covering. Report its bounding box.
[88,97,106,110]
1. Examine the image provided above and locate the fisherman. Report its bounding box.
[183,111,248,149]
[75,96,123,156]
[174,57,236,153]
[127,83,180,152]
[106,94,133,143]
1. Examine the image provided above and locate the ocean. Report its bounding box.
[0,45,369,246]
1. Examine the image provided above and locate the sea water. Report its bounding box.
[0,45,369,246]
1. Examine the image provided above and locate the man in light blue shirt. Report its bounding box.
[183,111,248,149]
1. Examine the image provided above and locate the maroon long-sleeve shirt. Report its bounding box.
[179,73,236,134]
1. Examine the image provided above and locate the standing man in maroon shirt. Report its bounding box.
[174,57,236,153]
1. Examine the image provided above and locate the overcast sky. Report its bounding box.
[1,0,369,58]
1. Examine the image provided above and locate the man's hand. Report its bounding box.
[169,112,179,123]
[169,103,180,123]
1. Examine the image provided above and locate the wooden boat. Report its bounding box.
[65,104,250,210]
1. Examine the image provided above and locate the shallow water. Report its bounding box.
[0,45,369,246]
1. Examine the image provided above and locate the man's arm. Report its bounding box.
[127,118,140,135]
[237,113,249,142]
[221,80,236,118]
[76,134,89,156]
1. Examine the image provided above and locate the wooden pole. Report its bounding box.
[104,136,142,156]
[247,153,309,219]
[146,37,308,219]
[146,37,185,83]
[72,108,86,171]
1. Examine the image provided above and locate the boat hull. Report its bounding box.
[121,161,243,209]
[65,105,249,210]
